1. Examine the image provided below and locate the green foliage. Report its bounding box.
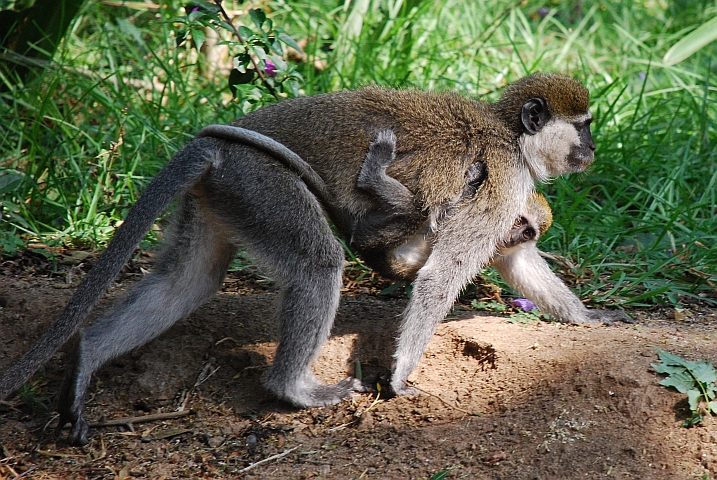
[652,347,717,427]
[663,16,717,65]
[172,0,303,101]
[507,310,549,326]
[471,300,508,314]
[471,298,552,325]
[380,280,412,296]
[429,467,455,480]
[16,378,52,413]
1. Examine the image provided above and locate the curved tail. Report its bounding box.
[196,125,332,205]
[0,141,214,400]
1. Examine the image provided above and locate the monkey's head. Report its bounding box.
[500,192,553,249]
[496,73,595,182]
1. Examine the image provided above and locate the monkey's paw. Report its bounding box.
[584,309,633,326]
[55,415,90,446]
[306,377,366,406]
[389,380,419,398]
[268,377,365,408]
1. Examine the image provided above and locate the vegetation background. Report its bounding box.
[0,0,715,309]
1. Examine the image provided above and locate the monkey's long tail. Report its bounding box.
[0,142,213,400]
[196,124,331,205]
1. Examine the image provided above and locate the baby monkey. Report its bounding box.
[355,130,628,324]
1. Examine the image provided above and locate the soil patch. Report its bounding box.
[1,257,717,479]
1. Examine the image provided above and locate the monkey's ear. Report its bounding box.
[521,98,550,135]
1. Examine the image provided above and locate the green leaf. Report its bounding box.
[708,401,717,414]
[238,26,254,40]
[659,369,695,394]
[380,281,405,295]
[691,361,717,385]
[0,232,24,256]
[250,45,267,61]
[663,16,717,66]
[654,347,691,367]
[188,10,205,22]
[115,18,144,47]
[186,0,220,14]
[687,389,702,412]
[191,28,206,51]
[429,468,454,480]
[651,362,684,375]
[0,173,23,195]
[682,413,703,428]
[278,32,302,53]
[217,20,234,33]
[249,8,266,30]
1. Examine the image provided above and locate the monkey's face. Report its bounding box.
[500,216,538,249]
[567,115,596,170]
[519,112,595,182]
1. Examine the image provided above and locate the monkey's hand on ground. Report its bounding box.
[388,380,419,398]
[56,413,90,447]
[582,309,633,326]
[266,376,366,408]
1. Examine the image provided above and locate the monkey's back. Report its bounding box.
[229,88,518,213]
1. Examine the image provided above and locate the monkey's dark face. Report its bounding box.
[568,116,596,170]
[518,96,595,182]
[500,216,537,249]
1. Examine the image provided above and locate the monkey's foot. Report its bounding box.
[56,414,90,446]
[267,377,365,408]
[584,309,633,326]
[389,380,419,397]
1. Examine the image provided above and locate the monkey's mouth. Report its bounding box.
[568,146,595,171]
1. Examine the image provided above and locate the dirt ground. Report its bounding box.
[1,250,717,479]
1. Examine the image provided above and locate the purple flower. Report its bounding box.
[512,298,537,311]
[192,7,199,12]
[538,7,549,17]
[639,72,646,81]
[264,60,277,78]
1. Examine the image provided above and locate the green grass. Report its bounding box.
[0,0,715,306]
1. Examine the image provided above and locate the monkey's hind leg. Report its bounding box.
[256,215,364,407]
[213,152,363,408]
[57,196,237,446]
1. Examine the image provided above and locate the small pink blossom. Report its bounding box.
[512,298,537,311]
[264,60,277,78]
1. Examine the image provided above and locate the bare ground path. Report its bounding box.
[1,257,717,479]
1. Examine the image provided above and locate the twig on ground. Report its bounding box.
[87,410,193,428]
[238,446,299,473]
[410,384,477,416]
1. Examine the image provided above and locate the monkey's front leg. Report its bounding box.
[492,243,631,325]
[390,234,494,395]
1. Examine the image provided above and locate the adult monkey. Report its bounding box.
[354,129,630,325]
[1,73,603,446]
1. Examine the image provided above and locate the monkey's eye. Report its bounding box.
[522,228,535,240]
